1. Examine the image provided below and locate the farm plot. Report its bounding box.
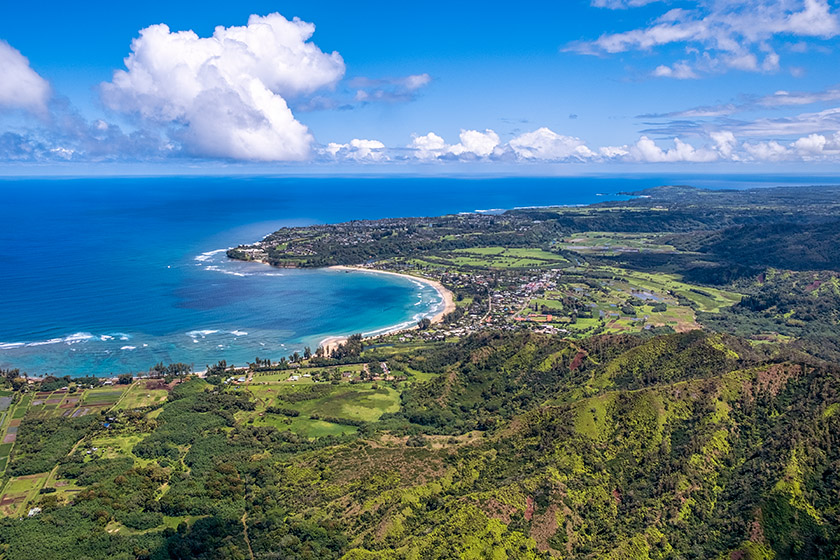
[250,382,400,438]
[81,387,126,407]
[556,231,680,255]
[522,272,704,335]
[0,473,49,516]
[446,247,569,269]
[113,381,169,410]
[604,267,742,314]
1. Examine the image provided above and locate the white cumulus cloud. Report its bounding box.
[325,138,386,161]
[741,132,840,161]
[101,13,345,161]
[410,132,449,160]
[600,145,631,158]
[509,128,596,161]
[629,136,719,162]
[792,133,827,155]
[449,129,501,157]
[742,140,791,161]
[0,40,50,116]
[410,129,501,159]
[710,130,738,159]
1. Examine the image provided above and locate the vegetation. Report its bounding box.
[2,184,840,558]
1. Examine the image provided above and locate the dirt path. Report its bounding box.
[110,381,136,412]
[241,512,256,560]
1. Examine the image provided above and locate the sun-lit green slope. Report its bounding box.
[376,330,750,435]
[320,333,840,559]
[0,332,837,560]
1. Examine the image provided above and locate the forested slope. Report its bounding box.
[1,332,838,560]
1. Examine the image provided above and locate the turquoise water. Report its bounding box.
[1,174,836,376]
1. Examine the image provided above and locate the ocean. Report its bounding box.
[1,174,838,376]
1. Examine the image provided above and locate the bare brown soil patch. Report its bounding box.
[0,495,23,506]
[744,364,803,402]
[569,350,587,372]
[530,504,560,552]
[145,379,173,391]
[481,498,518,524]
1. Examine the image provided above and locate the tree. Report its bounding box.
[1,368,21,383]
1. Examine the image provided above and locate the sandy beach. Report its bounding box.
[319,265,456,354]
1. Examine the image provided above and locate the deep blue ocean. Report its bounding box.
[1,174,838,376]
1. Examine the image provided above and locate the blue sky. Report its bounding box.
[1,0,839,172]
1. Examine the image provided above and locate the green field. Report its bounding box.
[81,388,126,406]
[0,473,49,516]
[249,382,400,438]
[520,265,732,335]
[447,246,568,269]
[604,267,742,313]
[557,231,680,255]
[104,514,207,536]
[250,364,366,385]
[87,434,156,466]
[11,395,31,419]
[113,382,169,410]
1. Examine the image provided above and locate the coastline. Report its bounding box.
[319,265,456,355]
[1,257,456,377]
[206,254,456,359]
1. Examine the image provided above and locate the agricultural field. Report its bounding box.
[0,378,175,516]
[81,387,127,406]
[251,364,363,382]
[0,472,49,516]
[555,231,680,255]
[85,433,157,466]
[11,394,31,419]
[20,386,132,420]
[112,380,169,410]
[602,266,742,313]
[445,246,569,269]
[247,378,401,438]
[393,247,569,271]
[515,265,741,336]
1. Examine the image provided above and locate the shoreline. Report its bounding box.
[2,259,456,378]
[319,265,456,355]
